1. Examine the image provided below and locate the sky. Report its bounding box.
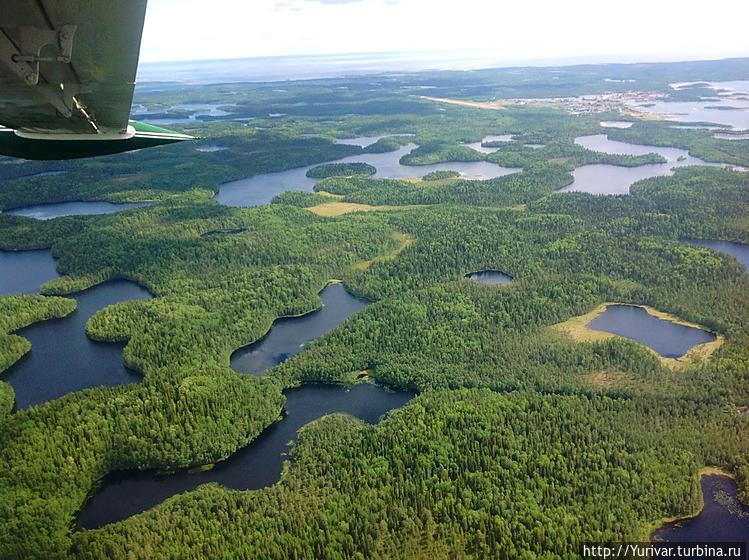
[139,0,749,65]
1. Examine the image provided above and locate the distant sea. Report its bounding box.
[135,50,668,85]
[134,51,507,85]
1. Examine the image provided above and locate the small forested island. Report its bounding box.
[1,57,749,559]
[422,170,461,181]
[305,162,377,178]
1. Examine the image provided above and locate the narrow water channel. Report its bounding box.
[216,143,520,207]
[77,383,414,530]
[5,201,151,221]
[231,283,369,374]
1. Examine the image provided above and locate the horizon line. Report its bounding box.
[138,50,749,69]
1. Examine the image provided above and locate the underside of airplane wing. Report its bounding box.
[0,0,192,160]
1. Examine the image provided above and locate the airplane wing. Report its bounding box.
[0,0,192,159]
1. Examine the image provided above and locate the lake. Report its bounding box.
[336,135,388,147]
[670,125,721,131]
[632,81,749,131]
[138,103,234,125]
[560,134,717,195]
[599,121,633,129]
[21,170,67,178]
[466,270,513,285]
[171,103,233,116]
[465,134,514,154]
[587,305,715,359]
[634,99,749,131]
[5,201,151,220]
[76,382,414,530]
[2,281,151,409]
[653,474,749,544]
[714,132,749,141]
[216,143,520,207]
[335,134,414,148]
[0,249,60,295]
[195,145,228,153]
[231,283,368,374]
[686,240,749,271]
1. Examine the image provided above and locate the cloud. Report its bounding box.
[275,0,364,8]
[140,0,749,64]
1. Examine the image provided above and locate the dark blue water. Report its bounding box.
[687,240,749,271]
[587,305,715,358]
[466,270,513,285]
[3,281,151,409]
[653,475,749,544]
[5,201,151,220]
[231,283,369,374]
[0,250,60,295]
[77,382,413,530]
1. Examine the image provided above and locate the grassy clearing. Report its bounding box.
[308,202,421,217]
[352,232,414,270]
[314,190,344,199]
[583,369,641,391]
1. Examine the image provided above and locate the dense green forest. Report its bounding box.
[72,390,745,559]
[306,162,377,178]
[1,58,749,559]
[607,122,749,167]
[422,170,461,181]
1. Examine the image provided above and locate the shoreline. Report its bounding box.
[226,279,370,372]
[3,198,154,215]
[552,302,724,369]
[642,467,736,540]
